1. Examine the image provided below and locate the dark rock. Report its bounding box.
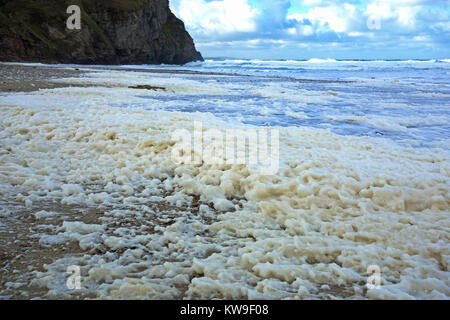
[129,84,165,90]
[0,0,203,65]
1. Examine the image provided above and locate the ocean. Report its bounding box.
[112,58,450,149]
[0,59,449,299]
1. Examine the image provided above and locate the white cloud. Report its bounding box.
[413,35,431,41]
[170,0,450,59]
[288,3,358,34]
[364,1,421,29]
[301,0,323,6]
[364,3,396,21]
[396,6,420,27]
[171,0,258,36]
[432,21,450,32]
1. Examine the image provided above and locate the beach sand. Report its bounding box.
[0,64,228,299]
[0,64,448,300]
[0,63,235,93]
[0,64,89,93]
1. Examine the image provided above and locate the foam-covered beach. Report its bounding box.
[0,61,449,299]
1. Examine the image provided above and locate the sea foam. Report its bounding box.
[0,67,449,299]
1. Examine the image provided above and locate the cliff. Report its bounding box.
[0,0,203,65]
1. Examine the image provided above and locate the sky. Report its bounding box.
[170,0,450,59]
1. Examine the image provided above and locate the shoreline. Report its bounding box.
[0,64,88,93]
[0,62,354,94]
[0,63,240,93]
[0,62,449,300]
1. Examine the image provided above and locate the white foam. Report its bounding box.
[285,110,309,120]
[1,69,449,300]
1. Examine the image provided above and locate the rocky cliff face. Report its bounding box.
[0,0,203,64]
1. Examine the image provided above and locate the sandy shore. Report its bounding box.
[0,64,224,299]
[0,63,448,300]
[0,64,89,93]
[0,63,237,93]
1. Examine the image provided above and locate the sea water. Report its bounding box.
[115,58,450,149]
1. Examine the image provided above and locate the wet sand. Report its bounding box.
[0,63,236,93]
[0,195,218,299]
[0,64,89,93]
